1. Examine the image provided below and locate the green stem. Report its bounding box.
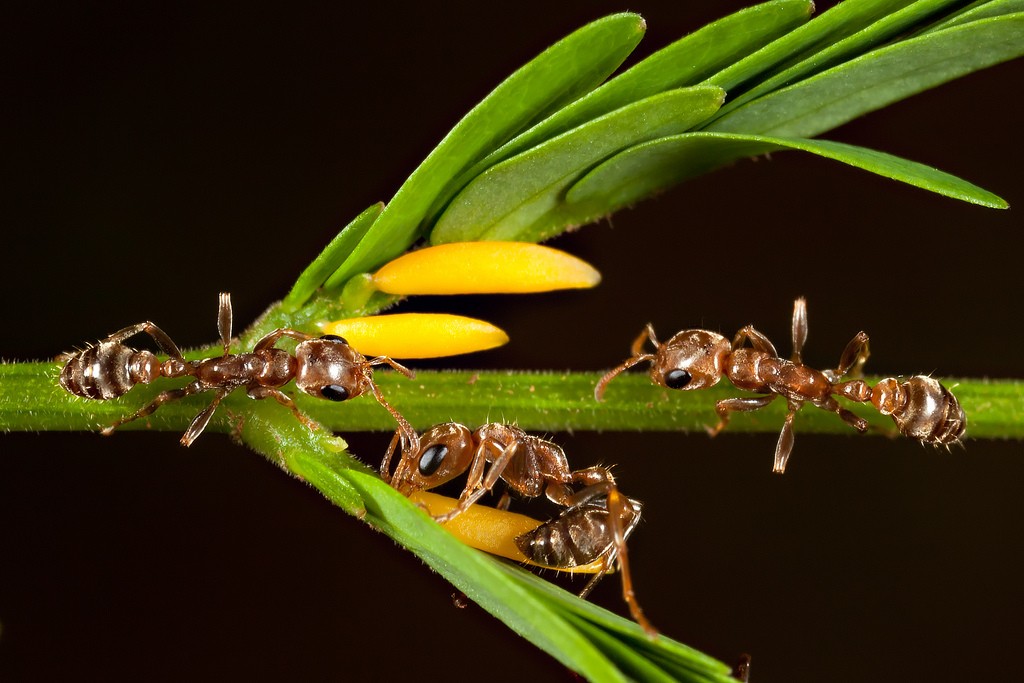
[5,361,1020,439]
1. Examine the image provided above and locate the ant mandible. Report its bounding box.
[596,298,966,473]
[59,292,418,448]
[382,422,656,635]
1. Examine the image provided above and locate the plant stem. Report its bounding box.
[4,361,1019,439]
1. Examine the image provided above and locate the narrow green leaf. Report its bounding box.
[340,470,630,683]
[496,562,736,682]
[445,0,813,191]
[705,0,967,124]
[707,14,1024,138]
[323,14,646,289]
[561,615,683,683]
[704,0,921,93]
[283,202,383,311]
[566,132,1007,213]
[430,86,725,244]
[921,0,1024,32]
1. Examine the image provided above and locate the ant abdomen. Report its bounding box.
[873,376,966,444]
[59,343,161,400]
[516,498,641,570]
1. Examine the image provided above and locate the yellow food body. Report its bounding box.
[372,242,601,295]
[409,491,606,574]
[321,313,508,359]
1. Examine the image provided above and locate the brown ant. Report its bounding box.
[382,422,655,635]
[596,298,966,473]
[59,292,418,447]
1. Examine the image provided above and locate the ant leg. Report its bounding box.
[433,440,512,523]
[495,491,512,511]
[363,376,419,454]
[834,331,870,379]
[247,386,320,432]
[367,355,416,380]
[732,325,778,356]
[217,292,232,356]
[380,429,403,483]
[791,297,807,364]
[734,654,753,683]
[181,388,230,447]
[605,488,656,637]
[68,322,185,361]
[707,395,776,437]
[101,382,203,436]
[252,329,313,353]
[817,395,869,434]
[594,353,656,401]
[773,401,801,474]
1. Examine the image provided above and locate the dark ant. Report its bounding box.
[596,298,966,473]
[382,422,655,635]
[59,292,418,447]
[515,487,648,633]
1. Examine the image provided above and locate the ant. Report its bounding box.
[515,487,649,634]
[383,422,655,635]
[596,298,966,473]
[59,292,418,448]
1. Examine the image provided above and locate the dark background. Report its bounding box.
[2,1,1022,680]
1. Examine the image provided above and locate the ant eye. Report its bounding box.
[320,384,350,401]
[418,444,448,476]
[664,369,692,389]
[320,334,348,344]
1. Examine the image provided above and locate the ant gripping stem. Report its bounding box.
[59,292,417,447]
[384,422,657,636]
[596,298,966,473]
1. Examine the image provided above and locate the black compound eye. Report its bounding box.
[320,384,350,401]
[664,369,692,389]
[418,444,448,477]
[320,334,348,344]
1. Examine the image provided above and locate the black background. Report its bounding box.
[3,1,1023,681]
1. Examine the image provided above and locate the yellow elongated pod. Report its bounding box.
[321,313,508,359]
[372,242,601,295]
[409,491,605,574]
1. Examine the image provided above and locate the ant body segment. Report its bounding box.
[59,292,417,447]
[596,298,966,473]
[381,422,618,522]
[383,422,655,635]
[516,487,645,615]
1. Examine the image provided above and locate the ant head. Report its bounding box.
[294,335,368,401]
[653,330,730,391]
[395,422,475,494]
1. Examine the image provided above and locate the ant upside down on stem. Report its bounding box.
[383,422,655,637]
[596,297,966,473]
[58,292,418,449]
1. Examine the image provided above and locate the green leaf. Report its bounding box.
[430,86,725,244]
[706,13,1024,138]
[921,0,1024,32]
[703,0,922,93]
[323,13,646,289]
[565,132,1007,212]
[497,562,737,682]
[444,0,813,191]
[283,202,383,311]
[340,470,631,683]
[705,0,967,124]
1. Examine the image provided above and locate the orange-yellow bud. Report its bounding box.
[409,491,605,573]
[372,242,601,295]
[321,313,508,359]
